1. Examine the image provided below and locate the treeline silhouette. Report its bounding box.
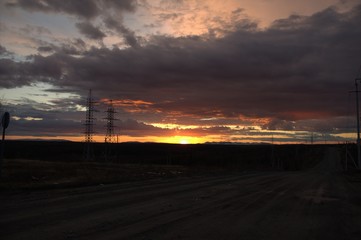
[4,141,340,171]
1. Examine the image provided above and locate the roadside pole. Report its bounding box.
[356,79,361,169]
[0,112,10,178]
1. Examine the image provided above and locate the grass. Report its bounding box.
[0,159,191,190]
[0,142,340,190]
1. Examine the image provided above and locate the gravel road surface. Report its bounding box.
[1,147,361,240]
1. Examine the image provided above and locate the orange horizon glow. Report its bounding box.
[7,135,211,144]
[7,133,343,145]
[6,118,348,145]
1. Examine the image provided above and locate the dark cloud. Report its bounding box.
[60,38,87,55]
[4,97,354,141]
[116,119,249,138]
[263,119,295,131]
[6,0,137,19]
[295,116,355,133]
[0,44,13,57]
[4,97,85,137]
[158,13,181,21]
[37,46,54,53]
[104,17,140,48]
[0,53,65,88]
[102,0,136,12]
[0,59,33,88]
[119,119,169,137]
[6,0,100,19]
[76,22,106,40]
[36,38,87,55]
[10,118,81,137]
[5,0,139,48]
[1,4,361,136]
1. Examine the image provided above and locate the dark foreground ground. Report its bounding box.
[0,147,361,240]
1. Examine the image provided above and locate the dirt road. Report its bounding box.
[1,148,361,240]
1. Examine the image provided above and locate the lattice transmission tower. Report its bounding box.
[83,89,96,161]
[104,100,117,143]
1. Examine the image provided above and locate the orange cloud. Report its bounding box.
[100,98,154,113]
[281,111,333,120]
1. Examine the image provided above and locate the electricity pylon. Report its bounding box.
[83,89,96,161]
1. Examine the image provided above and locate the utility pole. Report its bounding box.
[0,112,10,178]
[355,78,361,169]
[271,134,275,169]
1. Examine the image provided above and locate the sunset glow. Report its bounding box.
[0,0,360,144]
[180,139,189,145]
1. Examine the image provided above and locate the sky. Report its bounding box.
[0,0,361,144]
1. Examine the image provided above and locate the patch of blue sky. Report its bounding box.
[0,82,80,106]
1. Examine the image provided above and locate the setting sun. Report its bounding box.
[158,136,205,144]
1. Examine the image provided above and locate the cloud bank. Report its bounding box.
[1,1,360,142]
